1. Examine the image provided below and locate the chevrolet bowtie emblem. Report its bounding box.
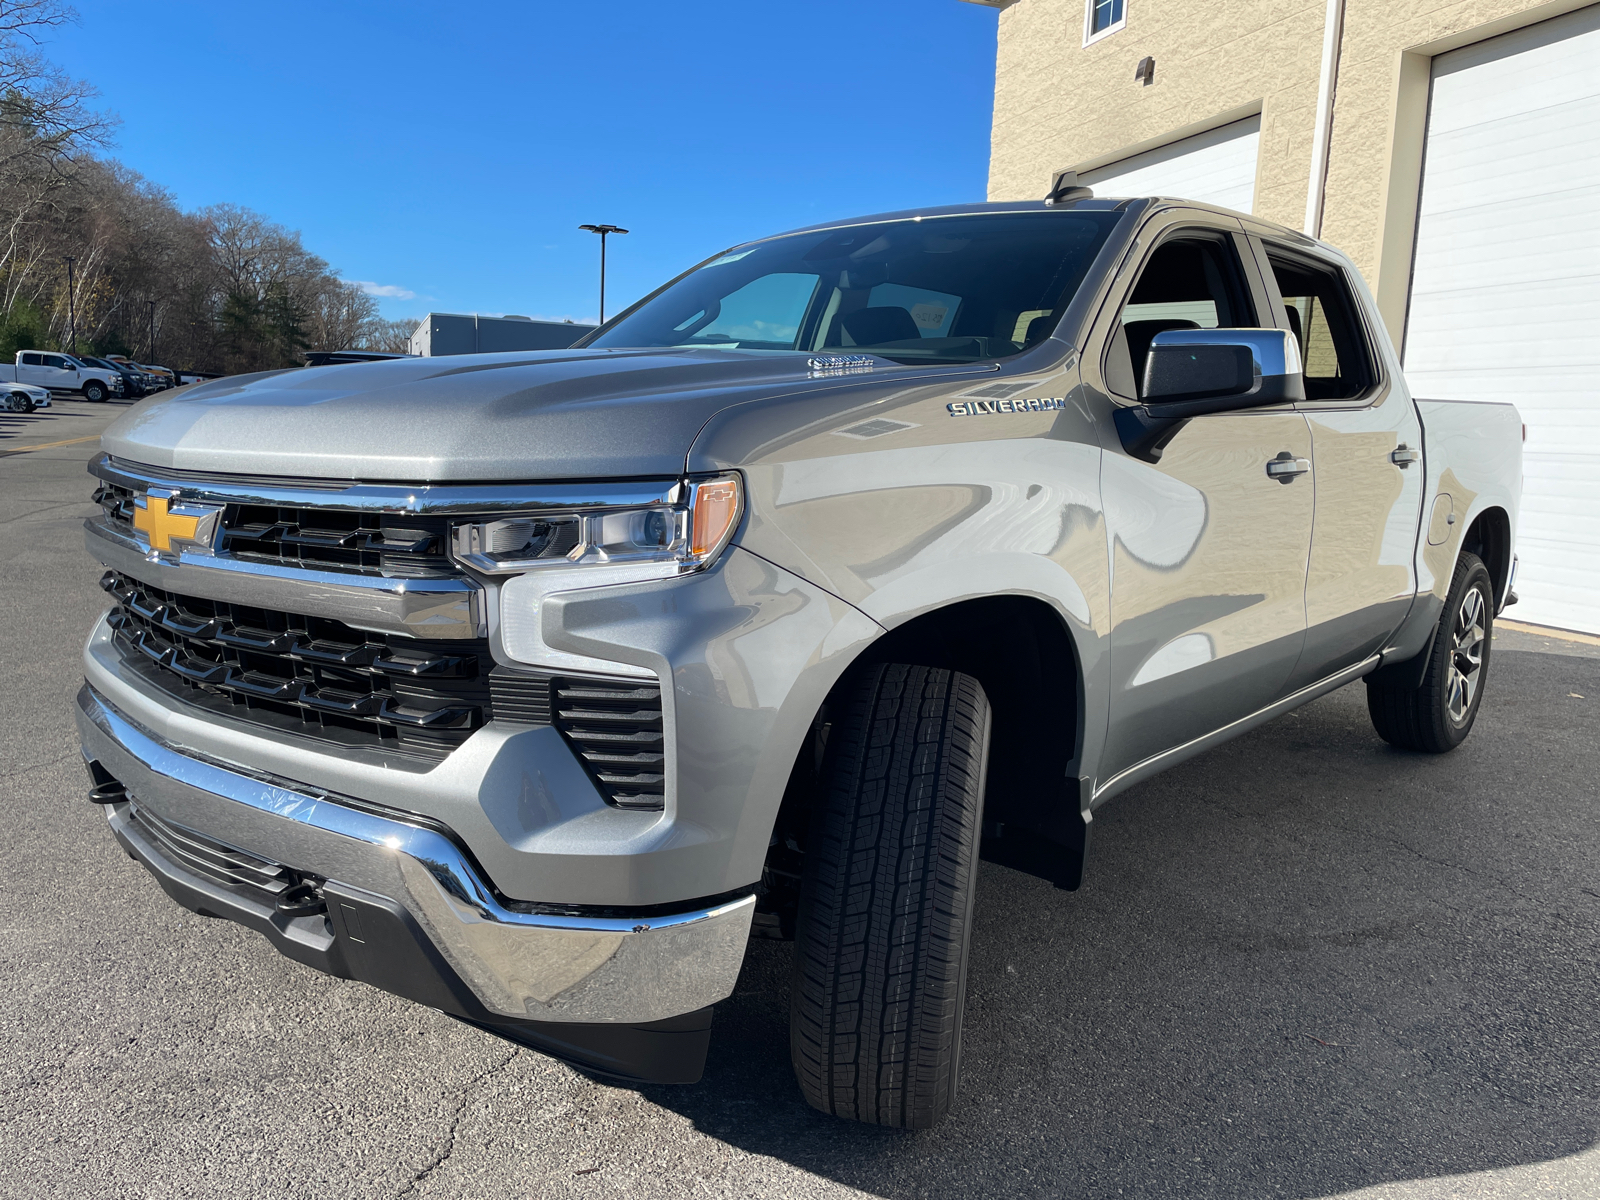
[132,489,222,558]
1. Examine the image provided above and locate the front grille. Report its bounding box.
[128,799,306,903]
[103,570,668,806]
[103,571,489,758]
[92,481,453,578]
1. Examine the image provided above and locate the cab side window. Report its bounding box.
[1265,250,1373,401]
[20,352,41,366]
[1105,234,1256,399]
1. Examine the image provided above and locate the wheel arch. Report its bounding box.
[1460,505,1513,610]
[761,592,1094,920]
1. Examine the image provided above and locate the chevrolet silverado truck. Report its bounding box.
[6,350,123,402]
[77,192,1522,1130]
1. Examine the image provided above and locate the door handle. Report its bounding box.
[1266,451,1311,483]
[1390,444,1421,468]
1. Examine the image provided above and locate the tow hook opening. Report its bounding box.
[84,759,127,805]
[275,881,327,919]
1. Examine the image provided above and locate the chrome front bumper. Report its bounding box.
[76,685,754,1026]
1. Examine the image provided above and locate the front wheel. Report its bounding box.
[82,380,107,402]
[1367,551,1494,753]
[790,663,991,1129]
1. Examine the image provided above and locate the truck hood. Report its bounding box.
[100,348,936,482]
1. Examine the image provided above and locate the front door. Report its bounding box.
[1256,241,1425,689]
[1094,220,1315,785]
[40,353,76,391]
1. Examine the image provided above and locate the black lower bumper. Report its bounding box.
[104,798,713,1085]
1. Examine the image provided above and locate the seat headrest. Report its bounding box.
[1284,305,1304,353]
[838,306,922,346]
[1024,314,1057,345]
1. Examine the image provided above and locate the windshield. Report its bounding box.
[586,211,1122,365]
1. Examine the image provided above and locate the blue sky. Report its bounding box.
[52,1,1000,326]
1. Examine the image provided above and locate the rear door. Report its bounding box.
[16,352,47,387]
[1253,240,1425,690]
[1090,212,1315,786]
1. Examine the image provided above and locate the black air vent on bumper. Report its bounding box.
[128,800,306,904]
[491,672,666,811]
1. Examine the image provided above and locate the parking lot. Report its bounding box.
[2,400,1596,1200]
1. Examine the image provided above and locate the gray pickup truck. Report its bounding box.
[77,193,1522,1129]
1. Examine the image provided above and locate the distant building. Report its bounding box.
[408,313,597,357]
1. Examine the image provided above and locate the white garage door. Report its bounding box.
[1080,116,1261,213]
[1404,4,1600,634]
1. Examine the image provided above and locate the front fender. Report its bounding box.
[540,546,883,900]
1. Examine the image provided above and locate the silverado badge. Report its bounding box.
[132,489,223,558]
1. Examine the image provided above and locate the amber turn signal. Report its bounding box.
[690,476,742,558]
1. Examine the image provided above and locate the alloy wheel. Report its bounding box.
[1445,585,1486,724]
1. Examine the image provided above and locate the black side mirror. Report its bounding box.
[1114,328,1304,462]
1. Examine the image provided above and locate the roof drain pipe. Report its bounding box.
[1303,0,1347,239]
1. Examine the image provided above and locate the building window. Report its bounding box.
[1084,0,1126,44]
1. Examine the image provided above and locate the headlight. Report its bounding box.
[450,474,742,578]
[454,474,744,674]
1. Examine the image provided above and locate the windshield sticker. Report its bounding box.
[808,355,877,376]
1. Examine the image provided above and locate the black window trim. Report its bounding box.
[1096,218,1267,403]
[1252,236,1387,409]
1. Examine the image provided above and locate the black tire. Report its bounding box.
[83,380,107,402]
[790,663,991,1129]
[1367,551,1494,753]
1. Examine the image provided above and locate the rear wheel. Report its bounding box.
[83,380,107,402]
[789,663,990,1129]
[1367,551,1494,753]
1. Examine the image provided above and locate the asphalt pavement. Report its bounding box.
[2,399,1595,1200]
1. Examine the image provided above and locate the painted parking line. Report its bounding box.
[0,434,101,458]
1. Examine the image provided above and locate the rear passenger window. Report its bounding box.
[1265,250,1374,401]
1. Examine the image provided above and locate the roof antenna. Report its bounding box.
[1045,169,1094,205]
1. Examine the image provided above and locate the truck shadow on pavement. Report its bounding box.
[0,397,134,443]
[643,648,1600,1199]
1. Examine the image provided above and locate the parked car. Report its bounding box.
[105,356,166,391]
[76,355,147,399]
[4,350,122,401]
[3,382,52,412]
[76,192,1522,1129]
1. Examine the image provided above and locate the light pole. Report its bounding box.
[147,300,156,362]
[578,224,628,324]
[62,255,76,354]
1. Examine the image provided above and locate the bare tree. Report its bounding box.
[0,4,423,372]
[358,317,420,354]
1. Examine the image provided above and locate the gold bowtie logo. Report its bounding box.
[132,491,221,555]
